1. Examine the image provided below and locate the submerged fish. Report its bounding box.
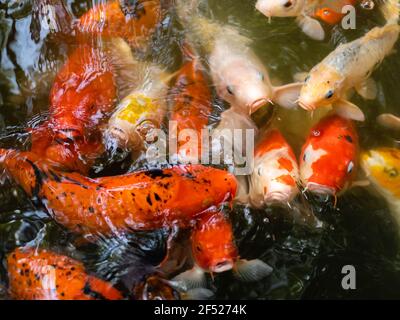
[7,248,123,300]
[172,211,273,290]
[76,0,162,49]
[249,129,300,208]
[298,0,400,121]
[104,38,169,156]
[30,44,117,174]
[176,0,302,115]
[0,149,237,236]
[300,115,359,196]
[170,48,212,163]
[133,275,180,300]
[256,0,358,40]
[361,148,400,225]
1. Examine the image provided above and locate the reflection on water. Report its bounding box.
[0,0,399,300]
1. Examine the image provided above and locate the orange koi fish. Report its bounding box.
[314,0,358,25]
[0,149,237,236]
[172,211,272,290]
[300,115,359,196]
[7,248,123,300]
[170,50,212,162]
[30,44,117,174]
[249,129,299,208]
[76,0,162,49]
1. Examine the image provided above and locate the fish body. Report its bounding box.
[104,39,168,154]
[249,129,299,208]
[172,211,273,290]
[7,248,122,300]
[299,0,400,120]
[0,150,237,236]
[176,0,302,114]
[300,115,359,195]
[31,44,117,174]
[170,52,212,163]
[256,0,359,40]
[76,0,162,49]
[361,148,400,224]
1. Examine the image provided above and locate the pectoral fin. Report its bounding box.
[297,16,325,41]
[355,78,377,100]
[333,99,365,121]
[273,83,303,109]
[233,259,273,282]
[181,288,215,300]
[171,266,207,290]
[377,113,400,130]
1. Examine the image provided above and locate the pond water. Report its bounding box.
[0,0,399,300]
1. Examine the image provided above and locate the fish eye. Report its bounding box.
[386,168,399,178]
[325,90,334,99]
[304,75,310,82]
[196,245,202,252]
[347,161,354,174]
[258,71,265,82]
[226,86,235,95]
[283,0,293,8]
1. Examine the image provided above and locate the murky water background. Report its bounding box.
[0,0,400,299]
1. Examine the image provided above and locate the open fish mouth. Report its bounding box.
[211,260,234,273]
[298,100,316,111]
[306,182,336,196]
[264,191,290,205]
[248,98,271,114]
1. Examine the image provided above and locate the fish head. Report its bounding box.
[250,130,299,207]
[105,93,161,153]
[300,115,358,195]
[299,66,342,111]
[213,54,273,114]
[361,148,400,199]
[191,212,238,273]
[256,0,305,17]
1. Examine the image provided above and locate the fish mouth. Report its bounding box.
[248,98,271,114]
[264,191,291,205]
[298,100,317,111]
[306,182,336,196]
[211,260,234,273]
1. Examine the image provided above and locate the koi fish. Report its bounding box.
[76,0,162,49]
[133,275,180,300]
[361,148,400,226]
[298,0,400,121]
[176,0,302,115]
[300,115,359,195]
[170,48,212,163]
[256,0,358,40]
[0,149,237,236]
[7,247,122,300]
[172,211,273,290]
[249,129,300,208]
[31,44,117,174]
[104,38,169,156]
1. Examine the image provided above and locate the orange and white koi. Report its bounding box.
[249,129,300,208]
[300,115,359,195]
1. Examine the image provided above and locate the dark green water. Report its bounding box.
[0,0,399,300]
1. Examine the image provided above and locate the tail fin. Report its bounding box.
[381,0,400,24]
